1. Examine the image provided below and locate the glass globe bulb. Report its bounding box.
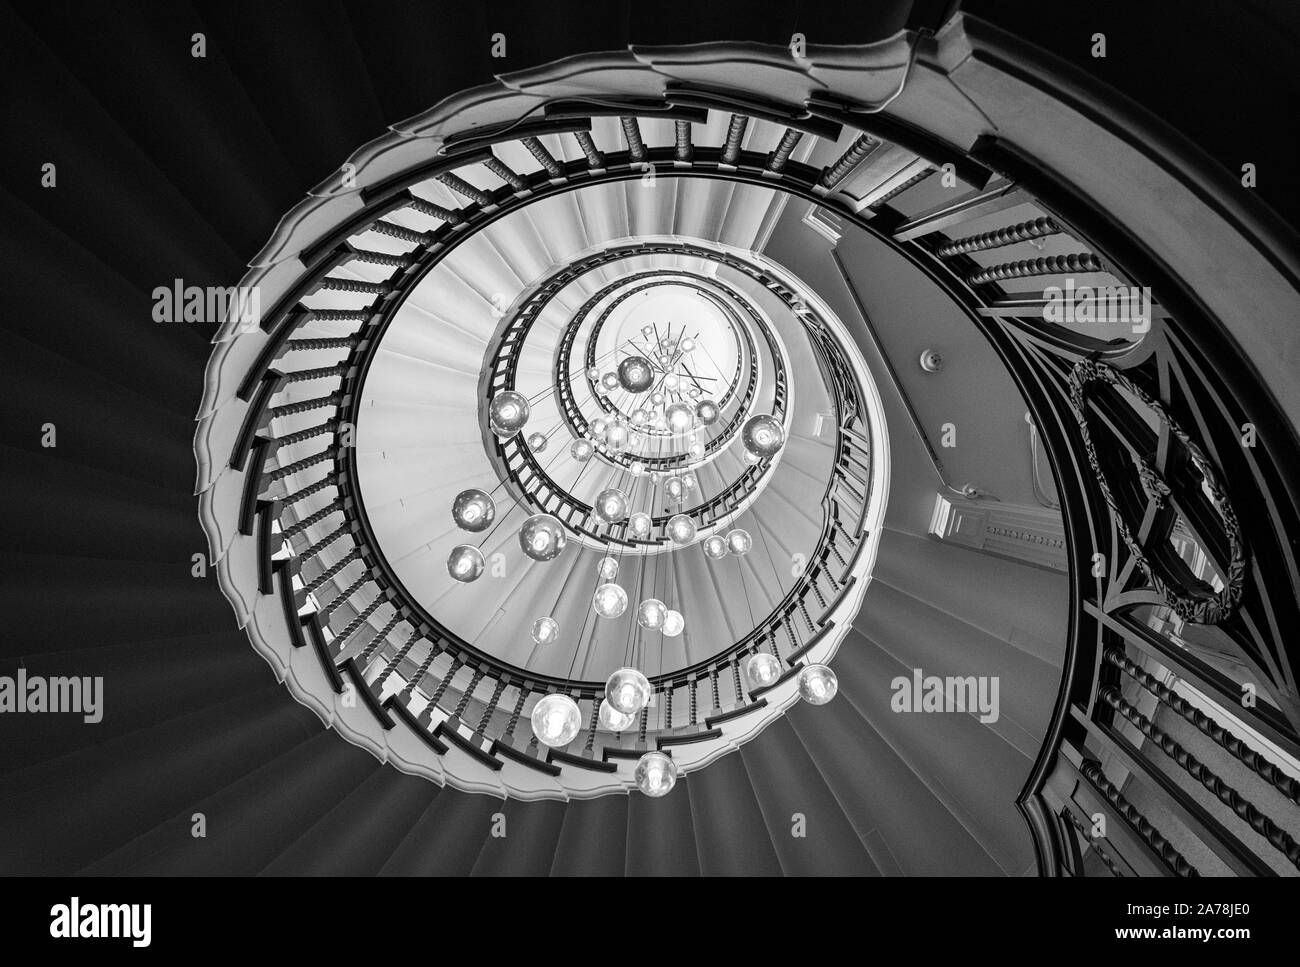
[446,544,484,582]
[451,488,495,532]
[598,699,636,732]
[519,514,567,561]
[630,407,649,425]
[570,438,594,462]
[662,609,684,637]
[727,528,752,556]
[531,694,582,748]
[682,472,697,491]
[590,417,609,438]
[531,616,558,645]
[597,556,619,580]
[635,751,678,797]
[681,337,695,352]
[618,355,654,393]
[605,667,651,715]
[664,477,685,502]
[604,422,630,452]
[663,373,681,392]
[628,512,652,538]
[703,535,728,560]
[665,402,695,434]
[745,652,782,688]
[742,413,785,458]
[743,448,762,465]
[650,392,665,407]
[637,598,667,630]
[688,441,705,460]
[526,431,547,452]
[593,488,630,523]
[798,664,839,705]
[601,372,621,392]
[489,390,530,437]
[667,514,697,545]
[587,366,600,380]
[592,583,628,618]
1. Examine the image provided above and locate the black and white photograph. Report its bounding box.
[0,0,1296,947]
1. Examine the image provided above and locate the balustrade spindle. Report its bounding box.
[720,115,748,166]
[521,137,562,177]
[282,498,343,539]
[573,131,605,169]
[333,596,382,649]
[358,611,401,664]
[767,128,803,172]
[303,547,360,596]
[503,686,528,739]
[820,133,881,189]
[370,220,428,245]
[405,195,464,224]
[936,216,1061,257]
[1080,760,1199,877]
[673,120,693,162]
[478,679,508,735]
[347,247,413,268]
[1061,809,1126,877]
[316,277,390,295]
[401,642,442,698]
[286,336,359,352]
[380,629,422,686]
[299,521,349,561]
[272,419,338,449]
[1104,648,1300,805]
[427,658,463,710]
[322,572,367,616]
[268,392,343,420]
[436,172,492,206]
[1100,689,1300,871]
[620,117,646,163]
[483,153,526,190]
[584,699,600,753]
[869,166,933,207]
[270,447,336,482]
[453,667,486,720]
[283,473,338,506]
[966,253,1102,286]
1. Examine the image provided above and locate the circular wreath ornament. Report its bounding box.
[1068,359,1246,624]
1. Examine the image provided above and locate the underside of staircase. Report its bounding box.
[3,0,1298,882]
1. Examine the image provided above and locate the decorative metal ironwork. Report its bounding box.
[1068,359,1246,624]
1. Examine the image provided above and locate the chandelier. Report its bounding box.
[444,320,831,796]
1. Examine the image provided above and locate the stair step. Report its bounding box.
[738,717,881,875]
[550,795,630,876]
[625,775,700,876]
[260,764,441,876]
[470,798,567,875]
[378,790,504,876]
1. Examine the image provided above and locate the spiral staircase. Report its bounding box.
[3,1,1299,877]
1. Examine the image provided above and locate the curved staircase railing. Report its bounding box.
[200,30,1300,822]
